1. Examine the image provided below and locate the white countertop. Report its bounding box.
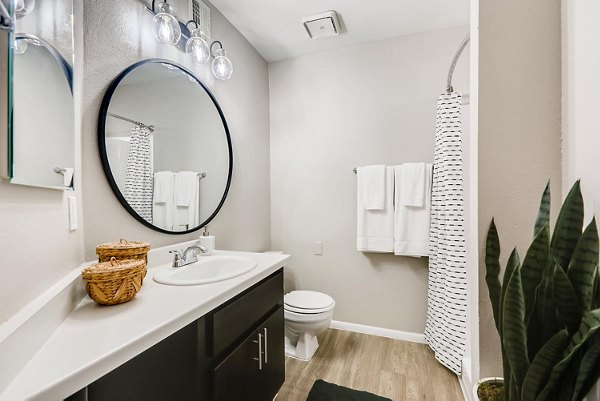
[0,250,289,401]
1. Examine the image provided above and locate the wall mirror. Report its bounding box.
[98,59,233,234]
[9,0,75,190]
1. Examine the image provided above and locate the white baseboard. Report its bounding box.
[329,320,426,344]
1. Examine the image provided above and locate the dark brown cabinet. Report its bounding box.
[65,269,284,401]
[213,306,284,401]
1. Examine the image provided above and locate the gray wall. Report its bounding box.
[81,0,271,258]
[478,0,562,377]
[269,26,469,333]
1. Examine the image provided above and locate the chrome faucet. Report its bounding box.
[169,245,208,268]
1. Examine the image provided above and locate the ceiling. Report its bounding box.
[209,0,469,62]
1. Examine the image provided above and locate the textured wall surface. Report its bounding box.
[478,0,562,377]
[81,0,271,258]
[269,27,469,334]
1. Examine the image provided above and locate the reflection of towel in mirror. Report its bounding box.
[153,171,174,230]
[173,172,200,231]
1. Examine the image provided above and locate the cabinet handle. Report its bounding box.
[263,328,268,364]
[253,333,263,370]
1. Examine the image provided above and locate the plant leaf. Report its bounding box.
[522,225,550,322]
[529,264,559,359]
[502,263,529,392]
[571,332,600,401]
[534,181,551,238]
[567,218,600,311]
[485,219,502,333]
[551,180,584,271]
[521,329,569,401]
[554,262,583,334]
[537,309,600,401]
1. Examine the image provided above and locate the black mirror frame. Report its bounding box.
[97,58,233,235]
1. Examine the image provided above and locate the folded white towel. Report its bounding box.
[357,166,394,252]
[153,171,174,204]
[173,171,199,230]
[393,163,432,257]
[62,168,74,187]
[357,165,386,210]
[397,163,426,207]
[153,172,174,230]
[174,171,197,207]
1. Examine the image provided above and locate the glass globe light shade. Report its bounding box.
[15,0,35,17]
[211,48,233,80]
[14,38,28,55]
[185,28,210,64]
[152,2,181,45]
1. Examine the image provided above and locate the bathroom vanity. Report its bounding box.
[0,248,289,401]
[68,269,284,401]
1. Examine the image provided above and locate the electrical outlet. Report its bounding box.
[313,241,323,255]
[68,196,78,231]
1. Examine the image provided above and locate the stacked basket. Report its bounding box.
[82,239,151,305]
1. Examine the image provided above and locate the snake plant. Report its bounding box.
[485,181,600,401]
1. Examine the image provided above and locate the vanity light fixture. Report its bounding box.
[185,20,210,65]
[14,0,35,17]
[210,41,233,80]
[151,0,181,45]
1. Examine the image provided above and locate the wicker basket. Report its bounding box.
[82,257,145,305]
[96,238,150,263]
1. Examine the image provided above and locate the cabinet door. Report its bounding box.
[213,307,285,401]
[258,307,285,401]
[87,320,199,401]
[212,328,264,401]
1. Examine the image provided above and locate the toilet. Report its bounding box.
[284,290,335,361]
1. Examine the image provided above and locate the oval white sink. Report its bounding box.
[153,255,257,286]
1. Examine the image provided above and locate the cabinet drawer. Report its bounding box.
[210,270,283,356]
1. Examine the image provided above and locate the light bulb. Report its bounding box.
[14,0,34,17]
[211,48,233,80]
[157,17,174,43]
[185,28,209,64]
[151,2,181,45]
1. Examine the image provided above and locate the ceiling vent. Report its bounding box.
[302,11,341,39]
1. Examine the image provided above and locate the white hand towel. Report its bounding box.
[152,172,174,231]
[174,171,197,207]
[357,165,386,210]
[153,171,174,204]
[173,172,199,231]
[62,168,74,187]
[357,166,394,252]
[393,163,432,257]
[397,162,426,207]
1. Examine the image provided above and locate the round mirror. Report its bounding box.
[98,59,233,234]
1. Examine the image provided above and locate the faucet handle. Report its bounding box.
[169,250,183,267]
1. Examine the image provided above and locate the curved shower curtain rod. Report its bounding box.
[446,33,470,94]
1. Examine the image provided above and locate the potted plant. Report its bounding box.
[481,181,600,401]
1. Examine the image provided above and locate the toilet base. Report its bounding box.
[285,332,320,361]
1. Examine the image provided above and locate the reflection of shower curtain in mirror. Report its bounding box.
[124,125,153,222]
[425,92,467,374]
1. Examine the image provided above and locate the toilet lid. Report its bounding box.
[284,291,335,313]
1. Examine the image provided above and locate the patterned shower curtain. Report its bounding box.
[124,125,153,222]
[424,92,467,374]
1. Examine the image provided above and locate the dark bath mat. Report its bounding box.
[306,379,392,401]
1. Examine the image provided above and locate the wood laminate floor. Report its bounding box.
[277,329,464,401]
